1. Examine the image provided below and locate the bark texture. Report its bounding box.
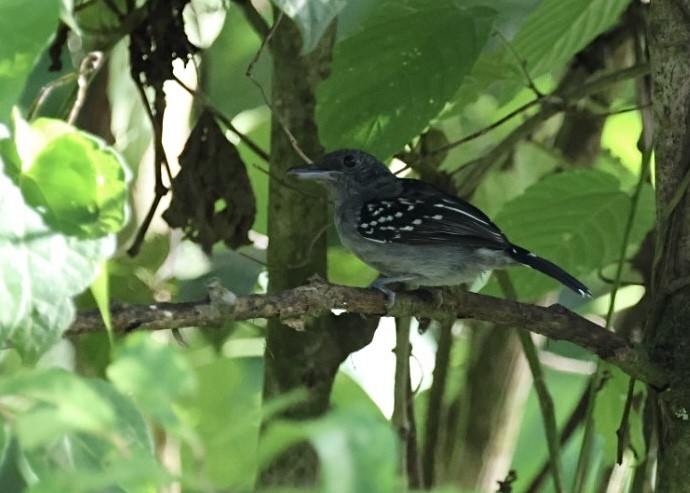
[646,0,690,490]
[260,13,336,487]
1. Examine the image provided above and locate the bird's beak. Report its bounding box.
[287,166,339,182]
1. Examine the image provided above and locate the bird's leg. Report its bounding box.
[369,276,417,310]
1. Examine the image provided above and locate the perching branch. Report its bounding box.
[69,278,668,387]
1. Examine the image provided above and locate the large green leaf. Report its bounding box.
[0,369,165,492]
[260,408,399,493]
[0,0,59,121]
[7,115,130,238]
[0,369,115,449]
[303,410,400,493]
[509,0,630,78]
[0,157,114,358]
[453,0,631,108]
[181,355,263,490]
[485,169,655,299]
[107,333,196,428]
[317,0,496,158]
[272,0,346,53]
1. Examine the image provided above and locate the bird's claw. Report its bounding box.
[369,279,397,310]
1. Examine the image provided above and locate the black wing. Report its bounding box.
[357,179,509,249]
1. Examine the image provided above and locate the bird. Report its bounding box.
[288,149,590,306]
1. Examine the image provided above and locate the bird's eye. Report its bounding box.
[343,154,356,168]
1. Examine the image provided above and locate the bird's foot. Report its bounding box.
[369,279,397,310]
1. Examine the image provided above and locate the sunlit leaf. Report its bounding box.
[15,376,164,493]
[0,156,114,358]
[260,407,398,493]
[8,115,130,238]
[303,410,400,493]
[182,355,263,489]
[0,369,115,448]
[107,333,196,427]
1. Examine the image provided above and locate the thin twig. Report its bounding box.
[495,29,544,98]
[497,272,566,493]
[573,100,654,493]
[393,317,413,490]
[171,74,270,162]
[251,162,322,198]
[518,330,566,493]
[443,64,650,187]
[127,82,170,257]
[429,99,540,156]
[102,0,126,19]
[68,52,105,124]
[391,317,424,488]
[525,388,592,492]
[615,378,637,464]
[231,0,270,38]
[246,11,313,164]
[28,72,79,120]
[421,318,454,488]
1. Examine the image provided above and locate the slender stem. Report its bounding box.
[572,124,653,493]
[421,318,454,488]
[172,74,270,162]
[497,272,565,493]
[445,64,650,194]
[518,329,566,493]
[393,317,413,491]
[231,0,270,38]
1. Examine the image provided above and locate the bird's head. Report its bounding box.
[287,149,396,200]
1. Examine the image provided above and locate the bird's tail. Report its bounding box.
[509,244,591,297]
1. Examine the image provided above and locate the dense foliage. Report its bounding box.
[0,0,665,491]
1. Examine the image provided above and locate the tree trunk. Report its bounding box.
[259,13,336,487]
[646,1,690,490]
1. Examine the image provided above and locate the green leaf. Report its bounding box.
[303,410,400,493]
[0,156,114,358]
[0,369,115,449]
[485,169,655,299]
[454,0,631,107]
[0,0,59,121]
[259,409,399,493]
[182,355,263,490]
[2,372,163,493]
[0,427,25,492]
[317,1,496,158]
[507,0,631,80]
[107,333,196,428]
[272,0,346,54]
[593,366,646,465]
[331,372,386,419]
[10,115,130,238]
[26,455,168,493]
